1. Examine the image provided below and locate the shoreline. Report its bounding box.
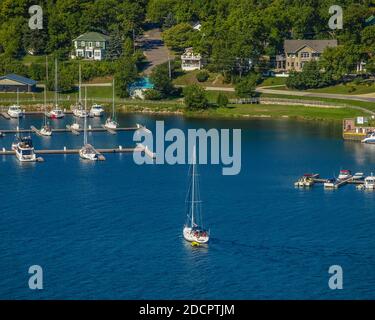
[0,102,359,123]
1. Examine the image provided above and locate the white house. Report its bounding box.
[181,48,203,71]
[192,22,202,31]
[71,32,110,61]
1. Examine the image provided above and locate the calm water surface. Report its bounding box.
[0,114,375,299]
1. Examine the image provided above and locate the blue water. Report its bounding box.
[1,115,375,299]
[129,77,154,91]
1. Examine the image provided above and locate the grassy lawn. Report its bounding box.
[260,93,375,112]
[307,82,375,95]
[259,77,287,87]
[261,80,375,95]
[173,70,233,88]
[185,104,368,121]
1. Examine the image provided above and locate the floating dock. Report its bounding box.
[1,112,11,120]
[295,173,366,190]
[0,126,140,135]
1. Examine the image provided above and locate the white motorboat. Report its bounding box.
[338,170,352,180]
[7,90,24,118]
[104,79,119,129]
[353,172,365,180]
[183,146,210,244]
[364,175,375,190]
[362,133,375,144]
[13,136,37,162]
[8,105,24,118]
[90,104,105,117]
[47,107,64,119]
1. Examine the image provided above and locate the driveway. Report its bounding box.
[138,28,173,75]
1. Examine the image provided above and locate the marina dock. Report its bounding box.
[0,126,140,135]
[295,173,367,190]
[0,147,143,156]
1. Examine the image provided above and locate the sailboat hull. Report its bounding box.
[183,226,209,244]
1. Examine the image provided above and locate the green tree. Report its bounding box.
[163,23,196,52]
[115,58,137,98]
[149,63,175,97]
[183,84,208,109]
[235,74,260,98]
[217,93,229,108]
[107,28,123,60]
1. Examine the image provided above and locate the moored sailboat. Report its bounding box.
[40,65,52,136]
[104,79,119,129]
[79,87,102,161]
[183,146,210,244]
[47,59,65,119]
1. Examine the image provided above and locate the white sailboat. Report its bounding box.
[47,59,65,119]
[7,89,24,118]
[72,64,88,118]
[183,147,210,244]
[40,64,52,136]
[104,79,119,129]
[79,88,101,161]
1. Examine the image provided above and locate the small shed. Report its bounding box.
[0,74,37,92]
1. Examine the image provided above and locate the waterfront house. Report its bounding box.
[0,74,37,92]
[71,32,110,61]
[275,39,338,73]
[181,48,204,71]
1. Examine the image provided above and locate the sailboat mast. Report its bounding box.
[79,63,82,104]
[191,146,196,228]
[17,88,20,138]
[44,59,48,126]
[54,59,58,107]
[84,87,87,145]
[112,78,115,119]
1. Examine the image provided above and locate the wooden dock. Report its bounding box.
[296,173,365,190]
[1,112,11,120]
[0,126,139,135]
[0,146,145,157]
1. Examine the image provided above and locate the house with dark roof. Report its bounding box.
[365,15,375,26]
[0,74,37,92]
[71,32,110,61]
[275,39,338,72]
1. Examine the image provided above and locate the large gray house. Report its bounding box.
[71,32,110,61]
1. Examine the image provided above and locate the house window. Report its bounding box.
[301,52,310,58]
[312,53,320,58]
[291,62,294,67]
[88,42,93,47]
[94,51,101,57]
[81,41,85,47]
[96,42,100,47]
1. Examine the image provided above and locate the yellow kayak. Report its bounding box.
[191,242,201,247]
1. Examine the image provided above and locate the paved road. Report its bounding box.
[138,28,172,75]
[256,87,375,103]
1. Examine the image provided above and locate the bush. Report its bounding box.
[144,89,163,100]
[183,84,208,109]
[196,70,209,82]
[235,73,261,98]
[217,93,229,107]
